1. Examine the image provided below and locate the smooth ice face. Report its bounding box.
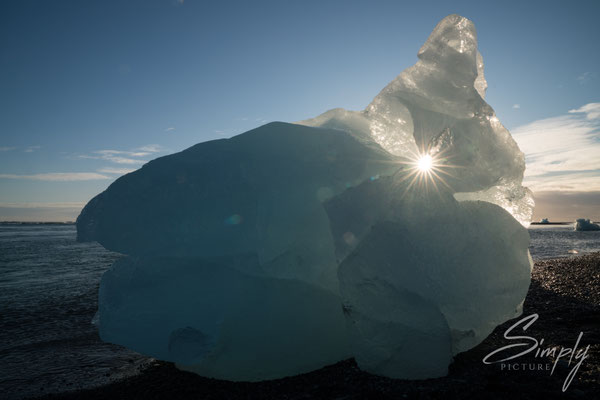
[77,14,533,381]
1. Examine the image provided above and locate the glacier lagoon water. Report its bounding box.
[528,224,600,259]
[0,224,148,400]
[1,223,598,397]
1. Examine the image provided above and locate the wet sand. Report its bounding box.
[34,253,600,399]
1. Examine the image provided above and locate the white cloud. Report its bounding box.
[512,102,600,192]
[577,71,593,84]
[93,150,149,164]
[568,103,600,120]
[95,149,150,157]
[95,150,132,155]
[79,153,144,165]
[165,127,176,132]
[105,156,144,165]
[78,144,165,165]
[135,144,163,153]
[0,172,110,181]
[512,104,520,109]
[24,145,41,153]
[97,167,137,175]
[523,172,600,192]
[0,146,16,152]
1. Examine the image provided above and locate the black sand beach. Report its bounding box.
[34,253,600,400]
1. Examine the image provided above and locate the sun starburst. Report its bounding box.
[417,154,433,172]
[392,146,461,196]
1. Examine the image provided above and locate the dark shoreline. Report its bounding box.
[530,222,573,225]
[33,253,600,400]
[0,221,75,225]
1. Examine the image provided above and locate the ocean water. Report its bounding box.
[0,224,148,400]
[528,223,600,259]
[0,222,598,399]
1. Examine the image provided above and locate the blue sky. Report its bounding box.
[1,0,599,221]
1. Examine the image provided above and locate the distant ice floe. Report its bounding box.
[575,218,600,231]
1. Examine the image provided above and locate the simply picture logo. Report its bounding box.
[482,313,590,392]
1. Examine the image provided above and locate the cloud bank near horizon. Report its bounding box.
[512,102,600,192]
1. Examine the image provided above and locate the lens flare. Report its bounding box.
[417,155,433,172]
[390,147,460,196]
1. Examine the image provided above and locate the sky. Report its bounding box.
[0,0,598,221]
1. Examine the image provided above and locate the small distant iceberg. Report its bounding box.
[574,219,600,231]
[539,218,550,224]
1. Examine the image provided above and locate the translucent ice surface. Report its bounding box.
[300,14,534,224]
[78,14,533,380]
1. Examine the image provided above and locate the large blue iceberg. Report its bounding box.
[77,14,533,380]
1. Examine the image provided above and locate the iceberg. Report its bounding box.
[77,14,533,380]
[574,218,600,231]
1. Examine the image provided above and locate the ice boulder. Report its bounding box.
[79,123,396,379]
[99,256,351,381]
[574,218,600,231]
[77,14,533,381]
[78,123,397,293]
[327,183,531,378]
